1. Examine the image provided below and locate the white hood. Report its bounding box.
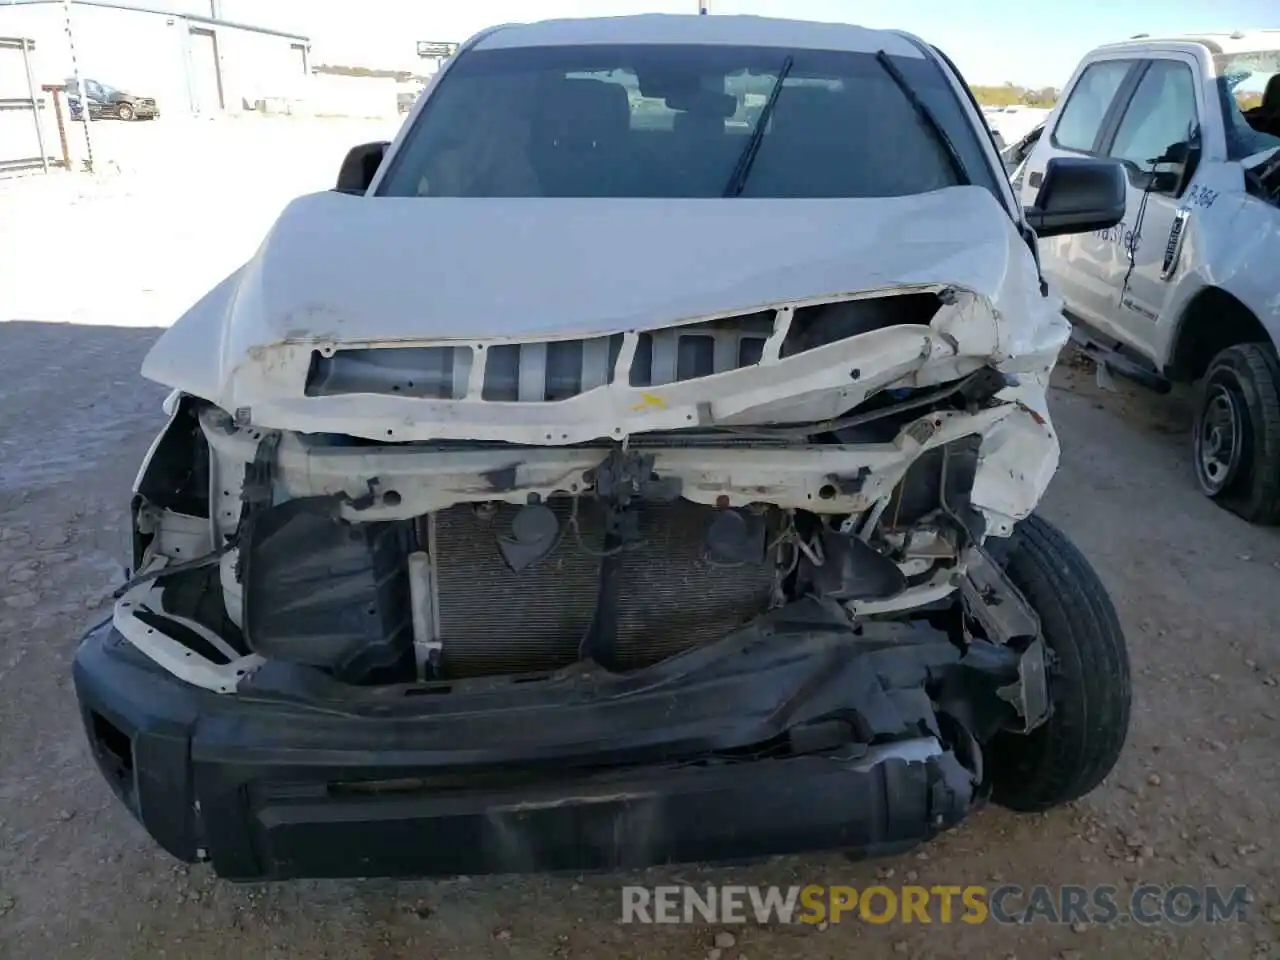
[142,185,1067,443]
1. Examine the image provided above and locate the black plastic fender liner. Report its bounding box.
[240,496,417,685]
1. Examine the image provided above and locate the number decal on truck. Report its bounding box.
[1185,185,1218,209]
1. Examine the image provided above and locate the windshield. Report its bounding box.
[1213,50,1280,160]
[377,43,998,201]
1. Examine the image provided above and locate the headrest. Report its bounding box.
[673,108,724,137]
[536,78,630,143]
[769,86,842,138]
[1262,73,1280,112]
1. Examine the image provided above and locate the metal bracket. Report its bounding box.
[590,448,682,542]
[997,636,1050,733]
[592,449,681,505]
[958,542,1040,644]
[960,542,1050,732]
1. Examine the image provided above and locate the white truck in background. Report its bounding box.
[1018,31,1280,523]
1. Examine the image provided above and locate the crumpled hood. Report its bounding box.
[142,185,1067,441]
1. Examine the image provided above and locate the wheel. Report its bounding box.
[985,514,1131,812]
[116,102,134,121]
[1192,343,1280,524]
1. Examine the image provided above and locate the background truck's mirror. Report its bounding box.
[335,141,389,195]
[1153,139,1201,197]
[1024,156,1127,238]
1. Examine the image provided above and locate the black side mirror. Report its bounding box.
[335,141,389,195]
[1024,156,1127,238]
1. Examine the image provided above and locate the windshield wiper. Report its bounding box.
[873,50,968,184]
[723,55,794,198]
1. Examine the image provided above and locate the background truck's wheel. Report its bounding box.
[116,102,134,121]
[1192,343,1280,525]
[986,514,1131,812]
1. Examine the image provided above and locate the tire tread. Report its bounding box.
[989,514,1131,812]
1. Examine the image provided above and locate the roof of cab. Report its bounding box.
[1094,29,1280,56]
[470,14,929,59]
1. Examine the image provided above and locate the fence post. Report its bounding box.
[62,0,93,172]
[20,38,49,173]
[42,84,71,169]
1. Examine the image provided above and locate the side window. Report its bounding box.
[1051,59,1134,152]
[1107,60,1199,169]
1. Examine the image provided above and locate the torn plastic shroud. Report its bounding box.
[72,596,1028,880]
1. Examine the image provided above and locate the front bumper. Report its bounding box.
[74,604,984,881]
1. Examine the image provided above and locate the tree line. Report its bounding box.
[968,81,1264,111]
[970,83,1059,108]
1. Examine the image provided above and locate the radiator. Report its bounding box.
[430,499,778,677]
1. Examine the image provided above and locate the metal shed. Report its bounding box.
[0,0,310,117]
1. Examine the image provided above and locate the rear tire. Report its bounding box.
[1192,343,1280,525]
[986,514,1131,812]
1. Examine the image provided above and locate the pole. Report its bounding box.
[20,38,49,173]
[699,1,709,12]
[61,0,93,172]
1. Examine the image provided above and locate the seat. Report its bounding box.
[1245,74,1280,137]
[531,78,632,196]
[767,82,954,197]
[754,87,848,196]
[668,108,730,194]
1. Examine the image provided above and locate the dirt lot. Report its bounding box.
[1,117,1278,960]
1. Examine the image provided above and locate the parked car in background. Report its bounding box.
[1002,120,1045,189]
[979,108,1008,151]
[1018,31,1280,523]
[67,78,160,121]
[984,104,1051,144]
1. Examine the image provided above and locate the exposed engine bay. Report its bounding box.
[118,191,1070,699]
[119,350,1053,701]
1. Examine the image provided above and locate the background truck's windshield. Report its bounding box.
[1215,49,1280,159]
[377,43,997,200]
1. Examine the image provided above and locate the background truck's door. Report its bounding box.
[1019,57,1143,337]
[1093,55,1204,359]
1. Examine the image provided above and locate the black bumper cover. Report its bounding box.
[73,604,983,881]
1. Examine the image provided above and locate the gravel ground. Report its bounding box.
[1,117,1278,960]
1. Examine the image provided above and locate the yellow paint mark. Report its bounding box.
[629,392,667,412]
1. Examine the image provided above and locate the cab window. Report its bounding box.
[1107,60,1199,170]
[1051,59,1135,152]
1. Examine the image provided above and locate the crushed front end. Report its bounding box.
[76,235,1070,878]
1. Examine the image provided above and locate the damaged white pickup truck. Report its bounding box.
[74,15,1134,881]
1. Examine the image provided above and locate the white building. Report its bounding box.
[0,0,310,116]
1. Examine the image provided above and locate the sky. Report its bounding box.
[186,0,1275,87]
